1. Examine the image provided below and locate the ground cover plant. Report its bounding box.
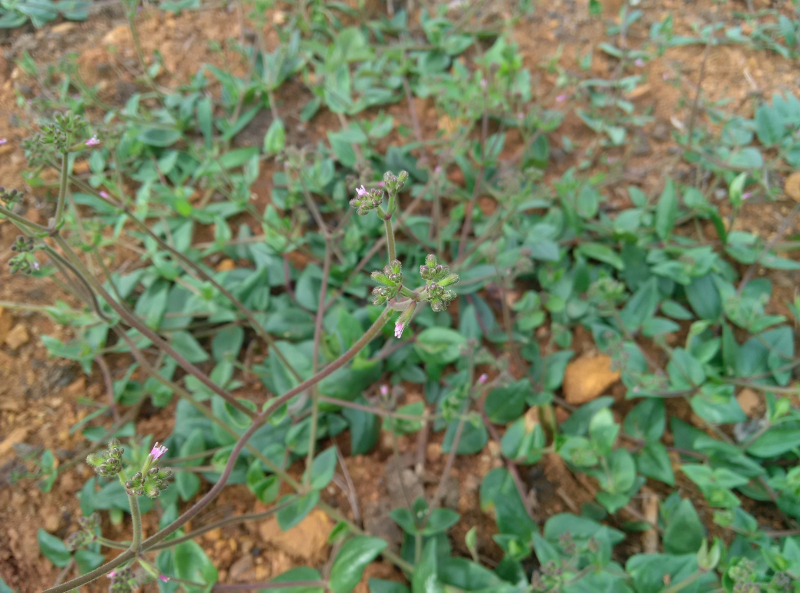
[1,0,800,591]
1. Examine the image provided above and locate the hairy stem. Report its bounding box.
[53,151,69,229]
[128,492,143,553]
[384,218,397,263]
[305,238,332,487]
[68,177,301,382]
[51,234,256,419]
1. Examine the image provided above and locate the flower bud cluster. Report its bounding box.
[11,236,34,253]
[124,466,172,499]
[8,252,40,275]
[107,566,136,593]
[86,439,124,477]
[371,260,403,305]
[349,185,384,216]
[381,170,408,194]
[0,187,23,209]
[587,277,625,314]
[420,254,458,312]
[65,513,100,551]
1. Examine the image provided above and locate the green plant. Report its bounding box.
[3,2,800,592]
[0,0,89,28]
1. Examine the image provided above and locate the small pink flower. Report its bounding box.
[378,181,385,187]
[85,136,100,147]
[434,166,442,174]
[478,373,488,384]
[150,442,167,460]
[394,322,404,339]
[32,261,40,271]
[556,94,567,102]
[380,385,389,397]
[635,58,644,67]
[0,138,7,145]
[355,185,368,197]
[108,571,117,579]
[662,72,670,81]
[517,112,524,120]
[159,575,170,583]
[742,192,752,200]
[100,191,109,198]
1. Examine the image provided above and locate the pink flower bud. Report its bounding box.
[150,442,167,460]
[380,385,389,397]
[100,191,109,198]
[108,571,117,579]
[0,138,7,145]
[356,185,368,197]
[85,136,100,147]
[159,575,170,583]
[635,58,644,67]
[556,94,567,102]
[478,373,488,384]
[394,322,404,339]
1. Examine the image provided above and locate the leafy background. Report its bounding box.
[0,0,800,591]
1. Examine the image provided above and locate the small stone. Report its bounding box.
[51,22,77,35]
[259,509,332,561]
[228,554,255,581]
[216,259,236,272]
[563,354,621,405]
[0,427,29,458]
[0,307,12,344]
[42,509,61,533]
[785,172,800,202]
[737,388,761,418]
[102,25,131,46]
[204,528,222,542]
[426,443,441,463]
[4,324,29,350]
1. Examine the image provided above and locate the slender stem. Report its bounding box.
[429,404,467,511]
[112,326,301,490]
[44,550,135,593]
[0,204,50,233]
[479,402,535,521]
[149,500,291,551]
[384,218,396,263]
[68,177,301,382]
[305,238,332,488]
[44,307,395,593]
[95,355,120,423]
[212,582,327,591]
[128,493,143,553]
[95,536,129,550]
[663,570,705,593]
[317,395,437,421]
[125,5,157,91]
[50,234,256,419]
[457,86,489,259]
[53,150,69,228]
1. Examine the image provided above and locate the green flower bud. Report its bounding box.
[438,273,459,287]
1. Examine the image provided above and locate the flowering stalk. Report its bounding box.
[126,481,143,553]
[47,307,393,593]
[52,150,69,230]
